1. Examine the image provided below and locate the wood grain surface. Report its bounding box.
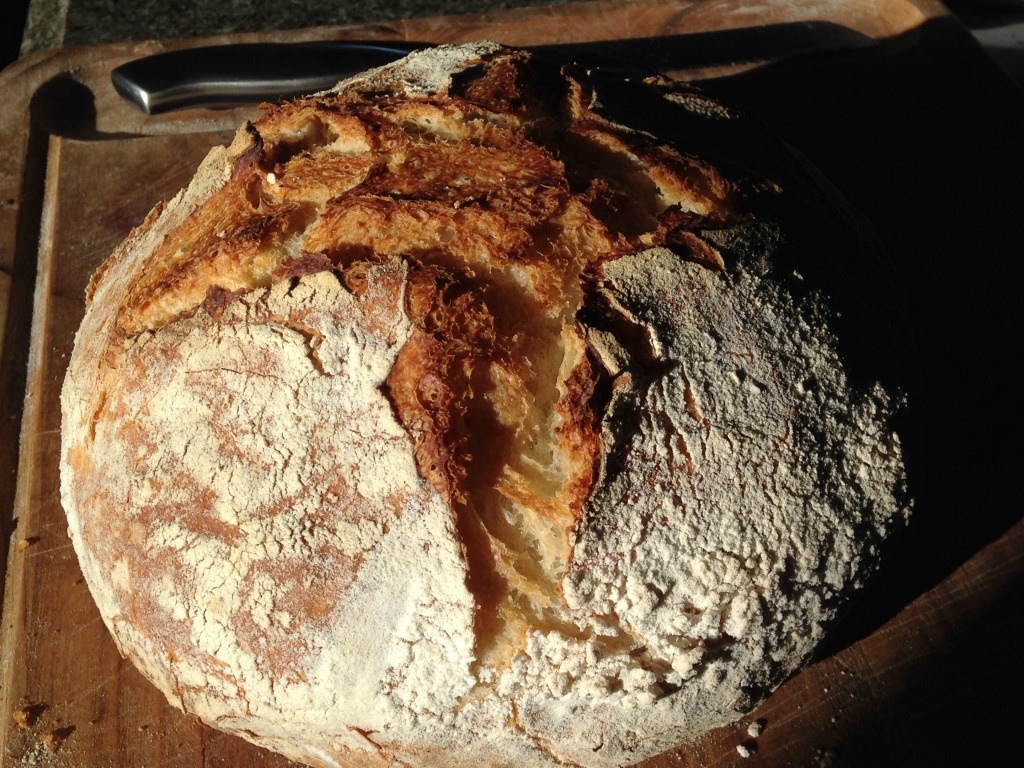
[2,1,1023,767]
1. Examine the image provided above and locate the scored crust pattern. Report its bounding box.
[60,43,912,768]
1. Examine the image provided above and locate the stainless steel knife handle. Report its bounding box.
[111,41,427,114]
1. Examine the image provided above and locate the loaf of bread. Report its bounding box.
[60,43,913,767]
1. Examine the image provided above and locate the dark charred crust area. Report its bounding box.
[273,251,336,280]
[200,285,249,321]
[449,49,568,122]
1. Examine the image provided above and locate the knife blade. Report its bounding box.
[112,22,877,115]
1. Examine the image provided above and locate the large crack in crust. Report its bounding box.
[94,48,753,688]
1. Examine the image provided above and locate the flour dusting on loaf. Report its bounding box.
[60,43,912,767]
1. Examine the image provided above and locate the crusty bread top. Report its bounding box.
[61,42,911,768]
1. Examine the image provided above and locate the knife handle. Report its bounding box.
[112,24,877,116]
[111,41,426,114]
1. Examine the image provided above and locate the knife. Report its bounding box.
[112,22,877,115]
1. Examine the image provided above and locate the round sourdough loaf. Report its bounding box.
[60,42,913,768]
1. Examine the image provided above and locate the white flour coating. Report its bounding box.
[335,41,503,97]
[62,245,908,768]
[59,43,912,768]
[497,244,908,765]
[61,267,489,764]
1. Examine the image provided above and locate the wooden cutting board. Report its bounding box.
[2,1,1023,766]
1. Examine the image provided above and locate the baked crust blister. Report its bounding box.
[60,42,912,767]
